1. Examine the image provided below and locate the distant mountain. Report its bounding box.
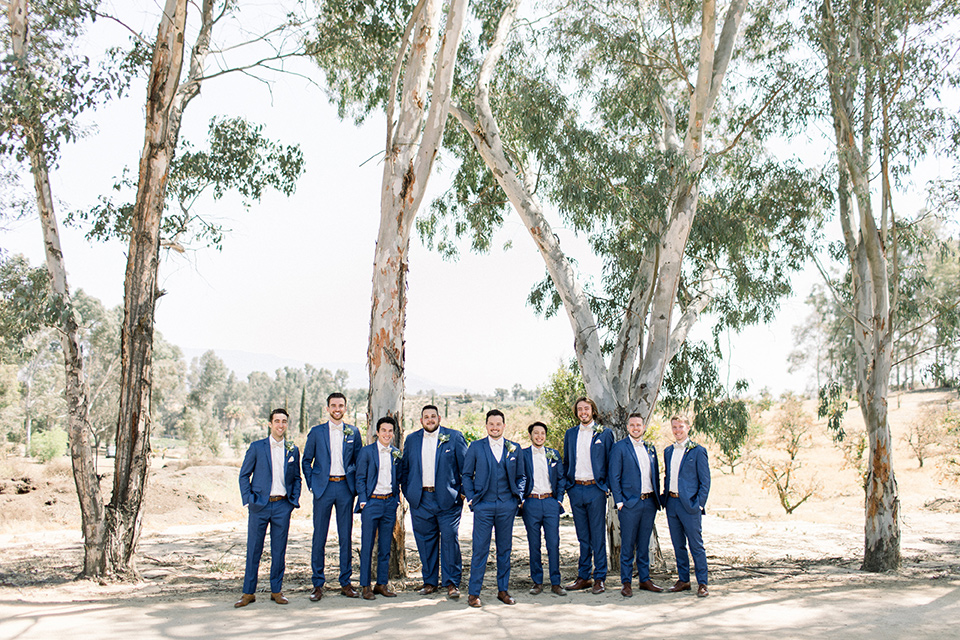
[179,347,463,394]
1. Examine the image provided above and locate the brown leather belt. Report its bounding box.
[575,480,596,486]
[669,491,680,498]
[529,492,554,499]
[640,492,654,500]
[371,493,393,500]
[269,495,286,502]
[423,486,435,492]
[329,476,346,482]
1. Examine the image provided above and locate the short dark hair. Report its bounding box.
[486,409,505,422]
[421,404,439,416]
[574,397,599,422]
[269,408,289,421]
[627,412,644,421]
[528,421,547,435]
[327,392,346,406]
[376,416,398,431]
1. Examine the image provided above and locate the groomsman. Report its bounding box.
[662,416,711,597]
[609,413,663,597]
[520,422,567,596]
[462,410,526,607]
[400,405,468,598]
[355,417,401,600]
[563,397,614,594]
[235,409,301,607]
[302,393,363,600]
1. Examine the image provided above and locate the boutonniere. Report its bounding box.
[342,425,354,438]
[438,433,450,444]
[391,448,402,463]
[505,442,517,454]
[685,440,696,451]
[592,424,605,436]
[545,449,558,462]
[284,439,295,453]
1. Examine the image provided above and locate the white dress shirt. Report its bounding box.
[575,423,596,481]
[529,446,552,494]
[422,429,438,487]
[631,437,654,494]
[329,422,345,475]
[488,436,504,462]
[669,440,688,493]
[269,435,286,497]
[374,443,393,495]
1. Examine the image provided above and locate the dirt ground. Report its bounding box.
[1,390,959,638]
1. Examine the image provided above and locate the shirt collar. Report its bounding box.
[270,435,284,447]
[423,428,439,438]
[531,444,545,454]
[377,442,391,453]
[630,436,645,446]
[329,421,344,430]
[580,422,595,432]
[488,435,504,445]
[674,439,689,450]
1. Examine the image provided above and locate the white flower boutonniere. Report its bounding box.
[505,441,517,454]
[342,425,354,438]
[545,449,558,462]
[438,433,450,444]
[391,448,402,463]
[592,424,605,436]
[284,439,295,453]
[685,440,696,451]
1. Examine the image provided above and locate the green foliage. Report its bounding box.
[30,427,67,462]
[818,380,849,441]
[0,254,57,362]
[535,360,584,451]
[70,117,304,250]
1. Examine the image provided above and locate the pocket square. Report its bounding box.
[594,440,602,445]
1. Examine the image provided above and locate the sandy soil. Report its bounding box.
[1,390,959,638]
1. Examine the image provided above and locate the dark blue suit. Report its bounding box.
[302,421,362,588]
[609,438,661,584]
[462,438,526,596]
[238,437,301,594]
[400,426,467,588]
[563,424,615,581]
[520,446,566,587]
[355,442,401,587]
[662,441,710,585]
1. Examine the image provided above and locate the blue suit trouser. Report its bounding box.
[521,497,562,586]
[569,483,608,580]
[617,498,657,584]
[359,496,398,586]
[243,499,293,594]
[410,491,463,588]
[468,498,518,596]
[666,497,708,585]
[311,480,355,587]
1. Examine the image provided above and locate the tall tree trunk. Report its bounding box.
[367,0,468,578]
[10,0,106,578]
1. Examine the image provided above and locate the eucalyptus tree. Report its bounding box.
[432,0,828,432]
[812,0,959,571]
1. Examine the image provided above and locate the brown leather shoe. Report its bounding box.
[309,586,323,602]
[497,590,516,605]
[591,579,606,594]
[341,584,360,598]
[234,593,255,608]
[362,586,376,600]
[373,583,397,598]
[417,583,438,595]
[270,592,288,605]
[566,577,593,591]
[637,579,664,593]
[668,580,691,592]
[697,584,709,597]
[620,582,633,597]
[551,584,568,596]
[529,583,543,595]
[468,594,482,607]
[447,585,461,599]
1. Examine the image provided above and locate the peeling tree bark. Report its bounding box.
[368,0,469,578]
[9,0,106,578]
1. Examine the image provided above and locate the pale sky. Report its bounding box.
[0,3,875,397]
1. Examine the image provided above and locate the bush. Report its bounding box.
[30,429,68,463]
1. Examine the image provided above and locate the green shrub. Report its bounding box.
[30,429,68,463]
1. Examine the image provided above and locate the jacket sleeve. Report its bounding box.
[462,443,477,505]
[239,443,257,507]
[356,446,371,506]
[453,431,467,495]
[289,448,302,507]
[609,443,624,505]
[696,446,711,511]
[301,429,315,490]
[514,443,527,498]
[554,450,568,504]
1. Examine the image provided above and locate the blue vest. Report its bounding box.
[494,449,512,502]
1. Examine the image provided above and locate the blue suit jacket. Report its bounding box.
[355,442,401,512]
[563,425,615,492]
[462,438,526,506]
[609,438,661,510]
[239,437,302,511]
[301,421,362,498]
[401,426,467,511]
[662,442,710,515]
[521,446,566,505]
